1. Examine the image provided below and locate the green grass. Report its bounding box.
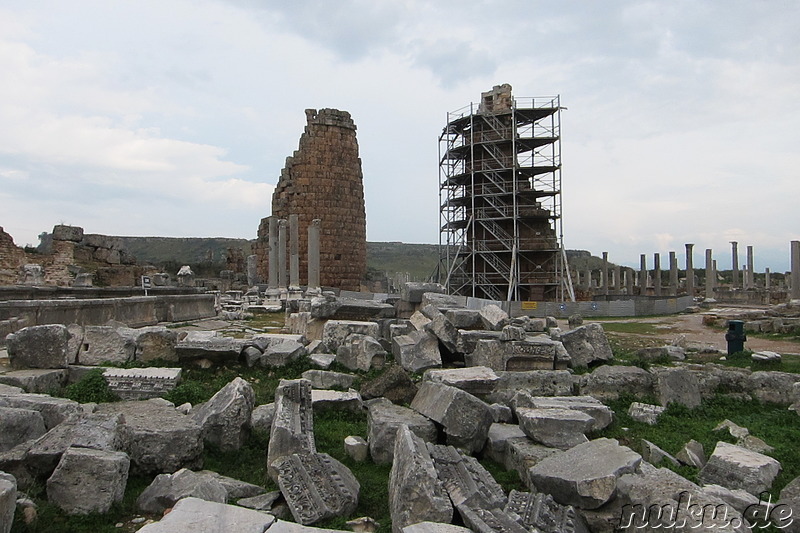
[599,394,800,493]
[62,368,119,403]
[12,476,152,533]
[312,409,392,533]
[596,322,664,335]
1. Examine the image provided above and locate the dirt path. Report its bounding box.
[594,312,800,355]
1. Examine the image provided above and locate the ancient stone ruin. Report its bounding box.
[255,108,367,291]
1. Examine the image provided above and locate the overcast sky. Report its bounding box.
[1,1,798,272]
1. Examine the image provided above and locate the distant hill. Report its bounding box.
[366,242,440,282]
[73,236,607,280]
[118,237,252,265]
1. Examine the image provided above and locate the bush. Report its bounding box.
[63,369,118,404]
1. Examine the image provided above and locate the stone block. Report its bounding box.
[479,304,509,330]
[25,413,123,477]
[0,393,81,429]
[516,407,593,450]
[505,438,562,486]
[0,368,68,393]
[456,504,530,533]
[428,443,506,509]
[137,468,228,514]
[135,496,275,533]
[197,470,265,500]
[487,370,574,405]
[6,324,70,369]
[262,340,306,368]
[78,325,136,366]
[483,423,526,465]
[311,389,362,412]
[402,523,472,533]
[322,320,380,352]
[176,331,244,362]
[389,425,453,533]
[410,381,493,453]
[336,334,385,372]
[46,447,129,515]
[133,326,179,363]
[512,394,613,431]
[506,490,590,533]
[401,282,446,303]
[578,365,654,401]
[52,225,83,242]
[267,379,316,482]
[98,399,203,474]
[248,403,275,434]
[615,464,751,532]
[301,369,356,389]
[392,330,442,374]
[699,441,781,496]
[627,401,665,425]
[421,305,460,353]
[366,398,437,465]
[274,452,359,525]
[0,472,15,533]
[423,366,499,396]
[445,309,482,329]
[653,367,702,408]
[468,337,569,371]
[102,367,181,400]
[749,371,800,405]
[457,330,502,354]
[636,345,686,361]
[344,435,368,462]
[409,310,432,331]
[0,407,46,453]
[191,377,255,452]
[559,323,613,368]
[640,439,679,467]
[529,438,641,509]
[676,439,706,468]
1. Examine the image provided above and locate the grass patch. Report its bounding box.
[12,475,152,533]
[163,358,313,406]
[242,312,286,330]
[62,368,118,403]
[596,321,663,335]
[203,430,275,490]
[313,409,392,533]
[599,394,800,495]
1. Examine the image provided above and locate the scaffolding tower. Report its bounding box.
[439,84,571,302]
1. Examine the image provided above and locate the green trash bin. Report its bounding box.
[725,320,747,355]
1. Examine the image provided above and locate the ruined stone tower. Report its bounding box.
[255,108,367,291]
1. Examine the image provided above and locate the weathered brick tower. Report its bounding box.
[255,108,367,291]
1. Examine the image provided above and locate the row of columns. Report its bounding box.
[264,215,321,292]
[576,241,800,299]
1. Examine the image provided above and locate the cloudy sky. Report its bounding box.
[1,1,798,272]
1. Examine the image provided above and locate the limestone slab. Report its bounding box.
[529,438,641,509]
[136,497,275,533]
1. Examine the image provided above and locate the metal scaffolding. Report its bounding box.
[438,85,571,302]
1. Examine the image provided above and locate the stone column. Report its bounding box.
[278,219,288,290]
[654,253,662,297]
[746,245,754,290]
[792,241,800,300]
[705,249,714,298]
[584,269,591,290]
[268,217,279,289]
[308,219,321,291]
[573,270,580,288]
[626,268,634,295]
[731,241,739,289]
[669,251,678,296]
[601,252,609,296]
[685,243,694,297]
[639,254,647,296]
[246,255,259,286]
[765,268,771,291]
[289,214,300,290]
[613,264,621,294]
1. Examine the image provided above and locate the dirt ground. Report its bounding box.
[590,310,800,356]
